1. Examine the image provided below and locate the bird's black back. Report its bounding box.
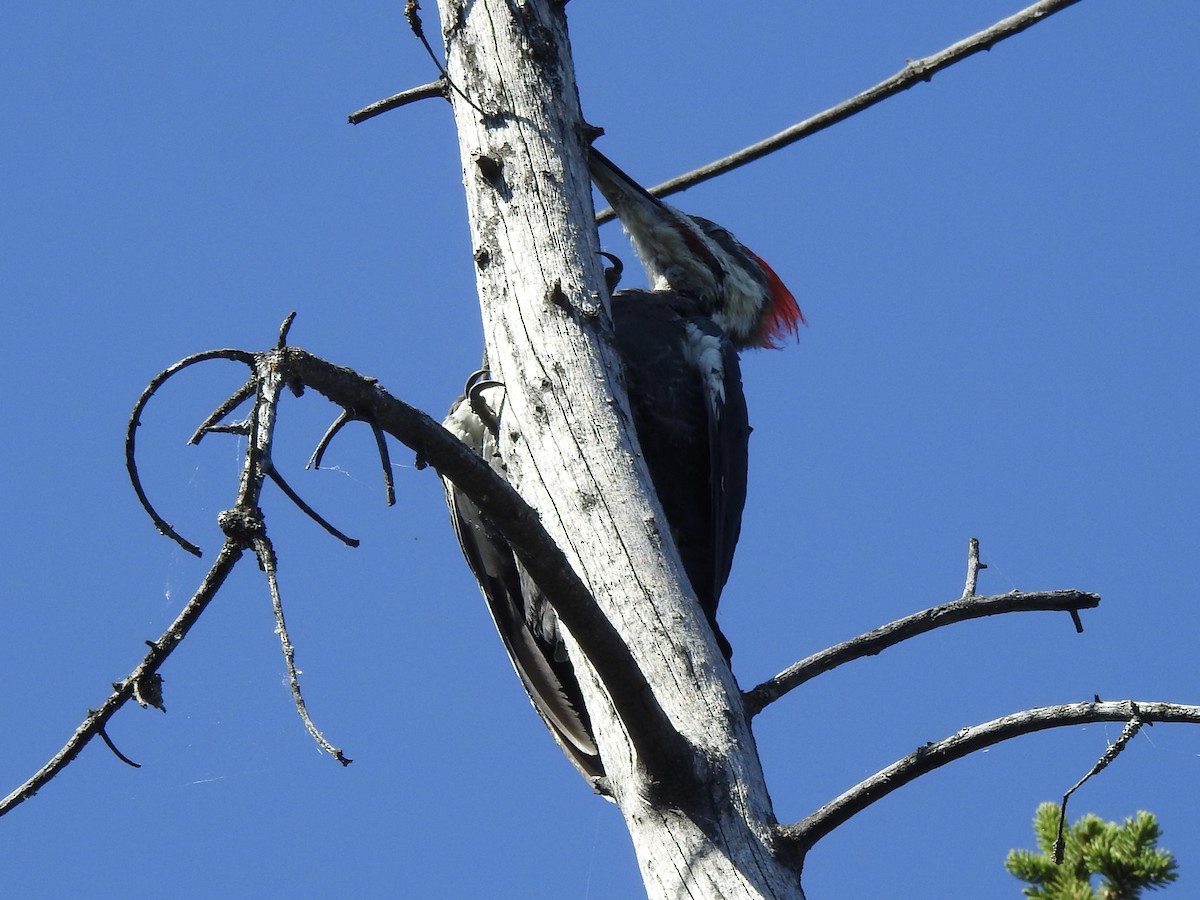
[611,290,749,658]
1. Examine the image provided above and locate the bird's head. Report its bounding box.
[589,149,804,349]
[686,215,804,349]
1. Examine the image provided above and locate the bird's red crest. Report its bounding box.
[751,253,805,348]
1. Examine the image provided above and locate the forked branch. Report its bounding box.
[5,323,698,817]
[777,700,1200,861]
[4,333,357,816]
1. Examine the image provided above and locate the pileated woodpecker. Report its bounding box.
[442,148,801,778]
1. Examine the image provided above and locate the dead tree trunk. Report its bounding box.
[431,0,804,896]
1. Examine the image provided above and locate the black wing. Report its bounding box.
[441,380,601,778]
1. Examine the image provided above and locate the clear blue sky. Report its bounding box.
[2,2,1197,897]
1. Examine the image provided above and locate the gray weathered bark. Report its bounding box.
[430,1,804,896]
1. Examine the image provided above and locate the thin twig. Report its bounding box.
[1053,705,1144,863]
[276,311,297,349]
[0,539,246,817]
[264,464,360,547]
[97,728,141,768]
[349,79,447,124]
[777,700,1200,861]
[404,2,489,117]
[189,379,256,445]
[126,348,257,557]
[309,412,353,470]
[255,532,351,766]
[744,590,1099,716]
[241,349,349,762]
[371,421,396,507]
[596,0,1087,223]
[961,537,987,599]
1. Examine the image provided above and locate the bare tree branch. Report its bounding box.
[126,348,256,557]
[597,0,1087,222]
[1052,709,1144,862]
[247,348,351,764]
[13,313,702,813]
[777,700,1200,861]
[256,529,351,766]
[744,590,1100,716]
[6,335,366,814]
[0,539,245,818]
[348,79,447,125]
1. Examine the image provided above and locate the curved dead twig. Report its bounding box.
[310,412,397,508]
[777,700,1200,861]
[369,421,396,507]
[309,411,353,471]
[744,590,1100,716]
[126,348,256,556]
[98,728,141,768]
[263,462,360,547]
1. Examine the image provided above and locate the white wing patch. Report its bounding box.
[683,322,727,414]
